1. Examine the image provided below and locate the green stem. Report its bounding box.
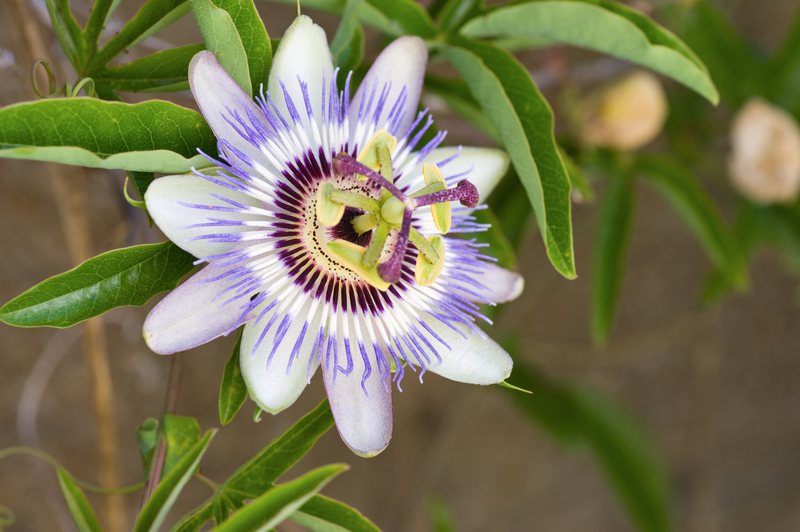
[329,190,381,213]
[0,447,144,495]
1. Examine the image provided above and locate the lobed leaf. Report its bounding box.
[162,415,203,478]
[634,155,747,290]
[44,0,86,71]
[591,171,635,346]
[219,329,248,425]
[57,470,103,532]
[0,242,195,328]
[331,0,366,68]
[441,36,576,278]
[0,98,216,173]
[461,0,718,103]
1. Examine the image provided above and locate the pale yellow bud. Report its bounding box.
[728,98,800,205]
[577,71,668,151]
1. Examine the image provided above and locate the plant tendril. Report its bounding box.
[123,176,148,209]
[0,446,144,495]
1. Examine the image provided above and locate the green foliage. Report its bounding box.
[56,470,103,532]
[0,99,216,173]
[93,44,205,94]
[442,36,576,279]
[504,342,671,532]
[173,400,335,530]
[210,465,348,532]
[681,1,762,108]
[88,0,192,73]
[331,0,366,72]
[427,497,456,532]
[423,76,500,142]
[634,155,748,291]
[137,418,160,478]
[0,242,195,328]
[289,495,381,532]
[135,430,217,532]
[219,329,248,425]
[193,0,272,97]
[591,170,635,346]
[461,0,718,104]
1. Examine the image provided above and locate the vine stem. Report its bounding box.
[6,1,125,531]
[140,353,185,507]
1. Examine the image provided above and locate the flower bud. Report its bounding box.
[577,71,668,151]
[728,98,800,205]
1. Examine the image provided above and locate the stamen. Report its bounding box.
[413,180,480,209]
[415,235,446,286]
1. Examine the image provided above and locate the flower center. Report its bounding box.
[313,130,480,291]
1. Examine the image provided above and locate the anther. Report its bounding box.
[412,179,480,209]
[415,235,446,286]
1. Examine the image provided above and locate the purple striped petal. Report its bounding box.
[268,15,334,132]
[240,296,322,413]
[416,313,513,385]
[145,173,264,259]
[350,36,427,139]
[189,50,274,170]
[323,335,392,457]
[143,254,255,354]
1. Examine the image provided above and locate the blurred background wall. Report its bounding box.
[2,1,800,531]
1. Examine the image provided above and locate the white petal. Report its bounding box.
[143,259,252,354]
[268,15,333,131]
[323,325,392,457]
[145,173,263,259]
[189,50,270,168]
[350,36,428,138]
[240,294,322,414]
[449,264,524,304]
[415,313,513,385]
[398,147,510,203]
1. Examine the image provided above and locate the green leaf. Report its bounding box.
[461,0,718,104]
[210,464,348,532]
[223,0,272,94]
[437,0,482,33]
[261,0,399,37]
[93,44,205,94]
[441,36,576,278]
[561,150,595,202]
[135,430,216,532]
[681,1,762,108]
[427,497,456,532]
[0,241,195,328]
[765,4,800,116]
[84,0,122,53]
[131,171,156,200]
[289,495,381,532]
[591,171,635,346]
[331,0,365,66]
[44,0,86,71]
[163,415,202,478]
[219,328,248,425]
[56,470,103,532]
[468,208,517,270]
[701,201,762,304]
[423,76,500,142]
[336,24,365,78]
[192,0,269,98]
[504,343,670,532]
[365,0,436,37]
[172,400,334,531]
[0,98,216,173]
[634,155,747,290]
[88,0,193,72]
[137,417,160,479]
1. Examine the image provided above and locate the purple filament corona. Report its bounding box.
[182,68,499,394]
